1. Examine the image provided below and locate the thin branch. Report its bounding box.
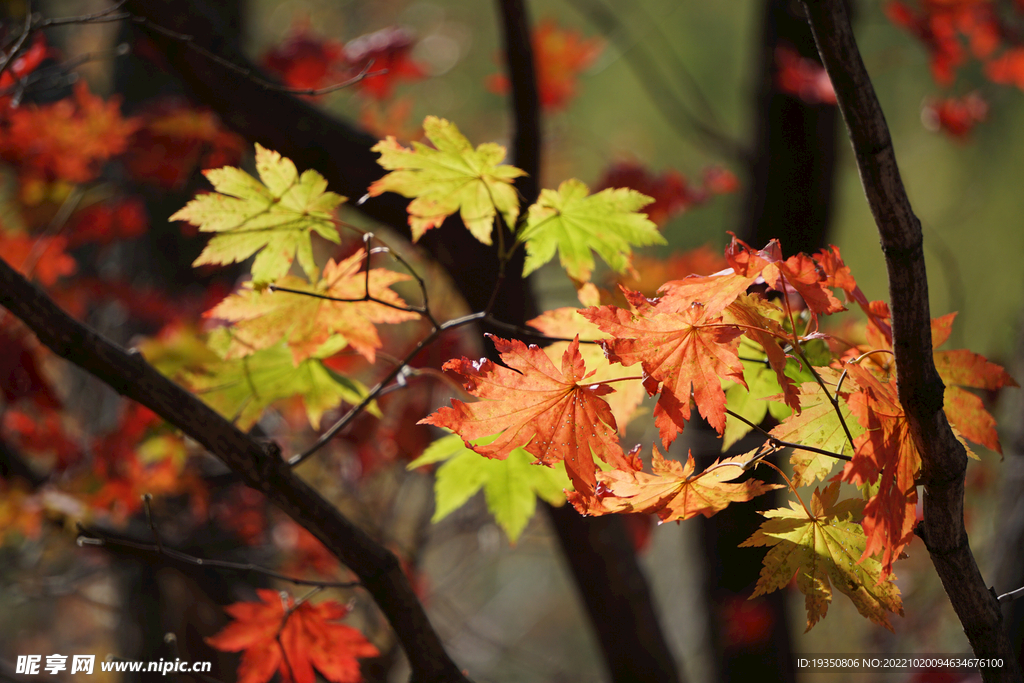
[997,586,1024,605]
[77,523,360,590]
[289,312,487,467]
[724,407,851,462]
[127,16,384,97]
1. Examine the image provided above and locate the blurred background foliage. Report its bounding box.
[3,1,1022,682]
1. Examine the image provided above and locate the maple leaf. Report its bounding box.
[658,236,843,319]
[582,297,744,445]
[419,335,627,497]
[840,365,920,577]
[723,293,800,411]
[205,248,418,364]
[261,17,347,93]
[741,482,903,632]
[527,307,645,431]
[770,376,864,487]
[169,144,344,286]
[369,116,525,244]
[0,231,77,286]
[206,589,378,683]
[518,179,664,282]
[934,345,1018,453]
[184,340,371,430]
[125,99,245,189]
[0,81,140,183]
[573,446,780,521]
[487,19,604,110]
[408,433,570,543]
[594,162,738,227]
[721,337,794,451]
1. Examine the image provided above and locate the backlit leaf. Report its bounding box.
[419,335,628,497]
[573,446,780,521]
[369,116,525,244]
[742,482,903,631]
[205,248,418,364]
[518,178,664,281]
[410,433,570,543]
[184,340,370,430]
[206,589,378,683]
[169,144,344,286]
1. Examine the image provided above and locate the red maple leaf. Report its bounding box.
[487,19,603,110]
[207,589,378,683]
[840,365,920,578]
[0,231,77,286]
[262,18,347,93]
[124,99,244,189]
[582,293,745,445]
[931,313,1018,452]
[921,92,988,138]
[595,162,737,227]
[775,45,836,105]
[657,236,843,320]
[0,81,139,183]
[574,446,780,521]
[419,335,628,497]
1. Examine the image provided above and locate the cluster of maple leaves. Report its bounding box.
[884,0,1024,138]
[2,9,1018,683]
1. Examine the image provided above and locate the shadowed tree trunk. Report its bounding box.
[694,2,842,681]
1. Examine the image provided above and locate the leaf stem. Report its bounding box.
[289,311,487,467]
[724,407,851,462]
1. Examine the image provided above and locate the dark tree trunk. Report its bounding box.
[694,2,841,681]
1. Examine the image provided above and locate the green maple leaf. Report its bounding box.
[769,377,863,487]
[170,144,344,286]
[369,116,526,245]
[741,482,903,632]
[183,338,370,430]
[518,178,664,281]
[408,433,570,543]
[722,338,792,451]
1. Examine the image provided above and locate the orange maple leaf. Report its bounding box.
[582,294,745,446]
[572,446,780,522]
[0,231,77,286]
[205,248,419,364]
[487,19,603,110]
[419,335,628,497]
[657,236,843,320]
[840,365,920,578]
[0,81,139,183]
[931,313,1018,452]
[206,589,378,683]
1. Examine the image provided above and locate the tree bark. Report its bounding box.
[801,1,1021,679]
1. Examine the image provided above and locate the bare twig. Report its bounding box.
[77,522,360,590]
